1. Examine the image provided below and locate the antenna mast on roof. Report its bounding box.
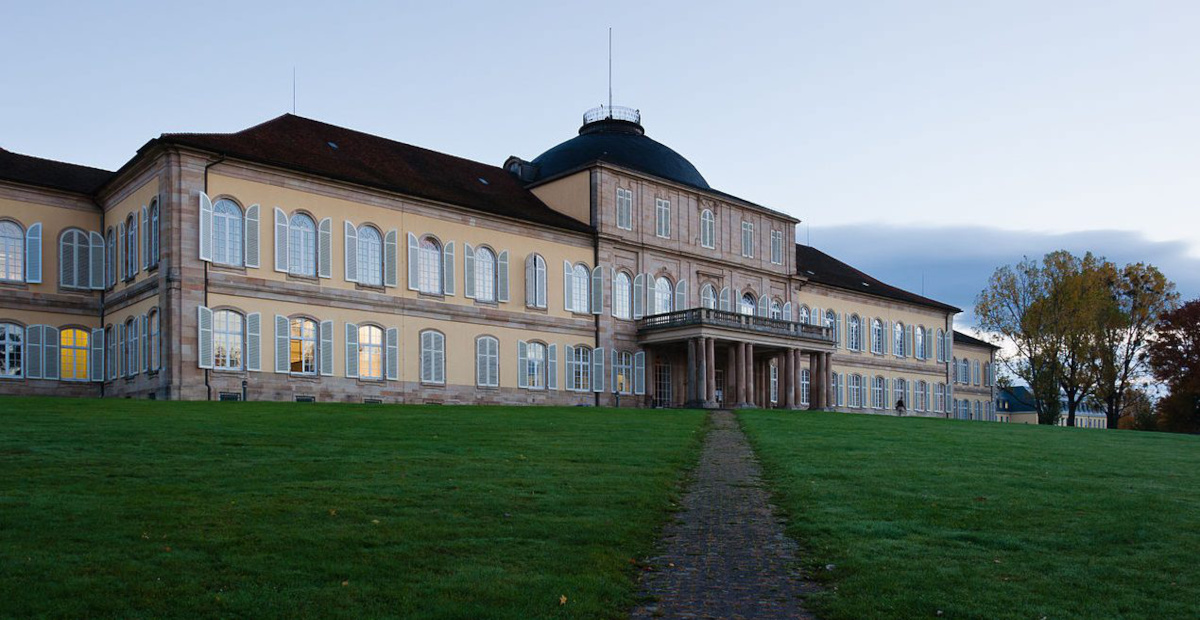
[608,27,613,111]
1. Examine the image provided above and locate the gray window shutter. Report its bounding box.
[43,326,59,380]
[345,322,359,378]
[141,206,149,270]
[273,208,288,272]
[199,192,213,262]
[565,345,575,390]
[383,230,398,287]
[783,302,792,322]
[591,266,603,314]
[317,218,332,278]
[197,306,213,369]
[319,320,334,376]
[525,254,536,306]
[906,325,914,358]
[90,327,104,382]
[115,221,125,282]
[611,348,619,392]
[497,250,509,303]
[442,241,455,295]
[386,327,399,381]
[517,340,528,388]
[246,313,261,371]
[24,223,42,283]
[407,233,419,290]
[26,325,42,379]
[674,279,686,312]
[632,274,644,318]
[116,322,124,377]
[719,286,730,312]
[463,243,475,299]
[274,315,289,373]
[476,338,487,387]
[89,231,104,289]
[563,261,573,311]
[633,351,645,395]
[592,347,604,393]
[344,221,358,283]
[758,295,768,318]
[141,315,149,373]
[547,344,557,390]
[245,204,260,268]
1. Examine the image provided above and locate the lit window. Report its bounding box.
[60,328,89,381]
[418,237,442,295]
[213,199,243,266]
[358,325,384,380]
[288,214,316,276]
[356,226,383,286]
[289,318,317,375]
[213,310,244,371]
[0,221,23,282]
[614,350,633,394]
[0,323,23,377]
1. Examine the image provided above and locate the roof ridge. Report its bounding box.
[0,147,114,175]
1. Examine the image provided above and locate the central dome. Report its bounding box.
[527,106,710,189]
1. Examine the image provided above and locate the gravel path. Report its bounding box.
[629,409,815,620]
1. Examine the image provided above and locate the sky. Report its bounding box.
[3,1,1199,323]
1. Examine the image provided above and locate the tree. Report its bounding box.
[1146,299,1200,433]
[1116,387,1156,431]
[1092,263,1177,430]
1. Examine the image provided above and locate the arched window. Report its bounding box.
[800,368,811,407]
[0,221,23,282]
[356,226,383,286]
[798,305,810,324]
[418,236,443,294]
[849,315,861,351]
[614,272,633,318]
[358,325,384,380]
[961,358,971,383]
[700,209,715,248]
[825,310,838,342]
[0,322,23,377]
[894,378,907,408]
[894,322,905,357]
[769,299,782,319]
[700,284,716,309]
[654,277,673,314]
[59,229,90,289]
[125,317,138,376]
[915,381,927,411]
[523,340,546,389]
[974,360,981,385]
[474,246,497,302]
[871,319,884,354]
[289,317,318,374]
[288,214,317,276]
[527,253,547,308]
[475,335,499,387]
[148,199,160,267]
[871,376,885,409]
[125,214,138,277]
[105,227,116,287]
[952,357,959,383]
[572,264,590,312]
[935,383,946,413]
[614,350,633,393]
[915,326,925,360]
[213,310,244,370]
[60,327,89,381]
[420,330,445,384]
[568,345,591,391]
[148,308,160,371]
[739,292,756,316]
[212,199,244,266]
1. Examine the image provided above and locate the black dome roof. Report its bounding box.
[529,111,710,189]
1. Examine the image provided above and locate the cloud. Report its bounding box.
[801,225,1200,326]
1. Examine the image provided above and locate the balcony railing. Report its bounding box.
[583,105,641,125]
[638,308,834,342]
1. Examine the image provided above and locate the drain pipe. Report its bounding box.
[202,155,226,401]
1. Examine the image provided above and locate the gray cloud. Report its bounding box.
[801,225,1200,326]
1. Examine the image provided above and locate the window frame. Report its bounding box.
[0,220,24,283]
[614,271,633,319]
[358,324,385,381]
[475,335,500,388]
[287,213,317,277]
[356,225,384,287]
[213,309,245,371]
[700,209,715,249]
[60,327,89,382]
[616,187,633,231]
[770,229,783,264]
[473,245,497,303]
[655,198,671,239]
[289,317,318,375]
[741,221,755,257]
[0,322,23,378]
[420,329,446,385]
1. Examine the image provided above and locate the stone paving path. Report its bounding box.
[629,410,815,620]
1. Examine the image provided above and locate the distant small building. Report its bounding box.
[951,331,999,422]
[995,386,1107,428]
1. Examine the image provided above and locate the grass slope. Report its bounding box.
[0,398,706,619]
[740,411,1200,620]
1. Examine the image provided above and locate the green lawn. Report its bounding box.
[740,410,1200,620]
[0,398,706,619]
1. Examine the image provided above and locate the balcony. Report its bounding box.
[583,105,641,125]
[637,308,834,345]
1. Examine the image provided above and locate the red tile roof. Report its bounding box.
[155,114,593,234]
[0,147,113,196]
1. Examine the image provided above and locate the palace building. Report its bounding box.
[0,105,997,416]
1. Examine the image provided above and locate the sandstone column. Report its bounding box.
[727,344,738,408]
[705,337,716,408]
[808,353,819,410]
[784,349,795,409]
[686,338,697,405]
[745,343,755,407]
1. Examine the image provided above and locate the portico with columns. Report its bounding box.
[637,308,835,409]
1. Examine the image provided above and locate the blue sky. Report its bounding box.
[3,1,1198,321]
